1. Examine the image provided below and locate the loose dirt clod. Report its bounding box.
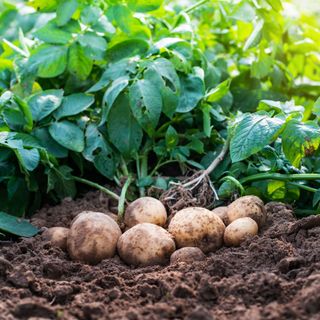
[1,192,320,320]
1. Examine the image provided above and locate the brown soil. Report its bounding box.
[0,191,320,320]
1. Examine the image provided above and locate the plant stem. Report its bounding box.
[185,0,210,13]
[183,137,230,188]
[120,156,129,177]
[139,154,148,197]
[118,175,132,218]
[240,173,320,185]
[73,176,120,201]
[150,159,179,176]
[287,182,318,193]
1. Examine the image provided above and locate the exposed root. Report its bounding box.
[157,139,230,216]
[159,173,215,216]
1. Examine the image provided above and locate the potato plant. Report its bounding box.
[0,0,319,235]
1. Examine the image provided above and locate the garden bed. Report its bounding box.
[0,192,319,320]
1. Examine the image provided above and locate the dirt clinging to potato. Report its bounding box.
[0,192,320,319]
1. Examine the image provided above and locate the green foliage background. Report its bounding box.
[0,0,319,223]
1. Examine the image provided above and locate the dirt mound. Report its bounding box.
[0,193,320,320]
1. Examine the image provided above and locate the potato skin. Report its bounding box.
[67,211,122,265]
[227,195,266,227]
[168,207,225,253]
[170,247,205,264]
[42,227,69,251]
[224,217,258,246]
[117,223,175,266]
[212,206,229,226]
[124,197,167,228]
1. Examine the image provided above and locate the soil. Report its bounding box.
[0,191,320,320]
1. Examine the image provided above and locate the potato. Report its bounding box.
[42,227,69,250]
[227,195,266,227]
[168,207,225,253]
[117,223,175,266]
[124,197,167,228]
[67,211,122,265]
[170,247,205,264]
[212,206,229,226]
[224,217,258,246]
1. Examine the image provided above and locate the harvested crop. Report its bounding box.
[124,197,167,228]
[227,196,266,227]
[170,247,205,264]
[117,223,175,266]
[168,207,225,253]
[212,206,229,226]
[224,217,258,246]
[67,211,122,265]
[42,227,69,251]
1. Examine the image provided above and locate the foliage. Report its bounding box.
[0,0,319,226]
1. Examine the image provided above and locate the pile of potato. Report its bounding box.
[42,195,266,266]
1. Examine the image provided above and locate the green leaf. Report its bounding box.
[68,43,93,80]
[101,77,129,125]
[282,120,320,168]
[81,5,101,25]
[87,58,136,93]
[27,89,64,122]
[78,33,107,60]
[0,211,38,237]
[205,79,231,103]
[47,165,76,199]
[29,45,68,78]
[201,104,212,138]
[49,121,84,152]
[127,0,163,12]
[266,0,283,11]
[82,124,110,162]
[107,94,143,158]
[32,127,68,158]
[15,148,40,171]
[129,79,162,136]
[56,0,78,26]
[54,93,94,120]
[313,189,320,207]
[165,126,178,149]
[244,20,263,51]
[147,58,180,92]
[313,97,320,117]
[34,21,72,44]
[106,39,149,62]
[177,74,205,113]
[230,113,284,162]
[93,152,115,180]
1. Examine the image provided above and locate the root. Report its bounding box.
[158,138,230,216]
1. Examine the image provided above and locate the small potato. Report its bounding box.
[67,211,122,265]
[168,207,225,253]
[227,195,266,227]
[117,223,175,266]
[224,217,258,246]
[42,227,69,251]
[124,197,167,228]
[212,206,229,226]
[170,247,205,264]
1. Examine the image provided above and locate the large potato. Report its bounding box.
[170,247,205,264]
[117,223,175,266]
[42,227,69,251]
[212,206,229,226]
[168,207,225,253]
[224,217,258,246]
[227,195,266,227]
[67,211,122,265]
[124,197,167,228]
